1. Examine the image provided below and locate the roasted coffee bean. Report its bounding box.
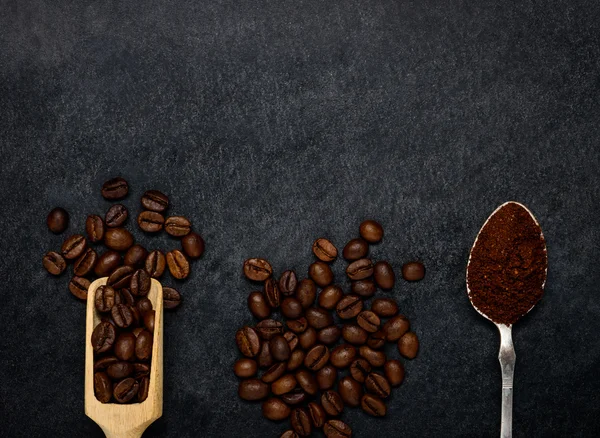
[43,251,66,276]
[384,360,405,386]
[349,359,371,383]
[132,327,145,338]
[295,369,318,395]
[351,279,376,297]
[137,211,165,233]
[281,297,303,319]
[74,248,97,276]
[95,251,121,277]
[94,356,119,371]
[105,204,128,228]
[163,287,182,309]
[361,394,386,416]
[120,288,135,306]
[239,378,270,400]
[107,266,134,290]
[234,358,258,378]
[305,307,333,329]
[124,245,148,268]
[47,207,69,234]
[255,319,284,340]
[307,402,327,428]
[295,281,316,309]
[262,397,291,421]
[91,321,116,353]
[318,285,343,310]
[258,342,273,368]
[130,269,151,296]
[284,331,299,351]
[86,215,105,243]
[102,177,129,200]
[318,325,341,345]
[304,345,330,371]
[248,291,271,319]
[365,373,391,398]
[371,298,399,317]
[359,346,386,367]
[145,250,166,278]
[291,408,312,437]
[324,419,352,438]
[298,327,317,350]
[308,261,333,287]
[316,365,337,390]
[321,390,344,416]
[236,327,261,357]
[367,330,386,349]
[338,376,363,407]
[279,270,298,296]
[164,216,192,237]
[181,232,205,259]
[243,258,273,281]
[138,376,150,402]
[287,349,305,371]
[383,315,410,341]
[104,228,134,252]
[346,258,373,281]
[166,250,190,279]
[135,330,153,360]
[113,378,139,404]
[312,238,338,262]
[281,389,307,406]
[262,363,286,383]
[107,361,134,380]
[269,335,291,361]
[287,317,308,334]
[95,285,118,313]
[330,344,357,368]
[264,278,280,308]
[357,311,380,333]
[398,331,419,359]
[281,430,300,438]
[141,190,169,212]
[359,220,383,243]
[129,305,142,327]
[143,310,155,333]
[62,234,87,260]
[342,238,369,261]
[336,295,363,319]
[133,363,150,379]
[373,261,395,290]
[115,332,136,361]
[94,372,112,403]
[112,304,134,328]
[68,276,90,300]
[402,261,425,281]
[272,374,297,395]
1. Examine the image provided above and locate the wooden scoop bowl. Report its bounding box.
[85,278,163,438]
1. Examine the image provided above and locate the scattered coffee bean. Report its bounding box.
[384,360,405,386]
[101,177,129,200]
[258,338,273,369]
[295,369,318,395]
[305,307,333,329]
[163,287,182,309]
[166,249,189,279]
[145,250,166,278]
[244,258,273,282]
[373,261,395,290]
[402,261,425,281]
[321,390,344,416]
[43,251,66,276]
[62,234,87,260]
[359,346,386,367]
[281,297,303,319]
[165,216,191,237]
[318,325,341,345]
[307,402,326,428]
[248,291,271,319]
[137,211,165,233]
[336,295,363,319]
[330,344,357,368]
[255,319,284,340]
[86,215,105,243]
[95,285,118,313]
[365,372,391,398]
[312,238,338,262]
[234,359,258,378]
[124,245,148,268]
[349,359,371,383]
[350,279,376,297]
[270,335,291,361]
[357,310,380,333]
[262,363,286,383]
[304,345,329,371]
[367,330,386,349]
[324,419,352,438]
[371,298,399,317]
[236,327,261,357]
[287,349,305,371]
[104,228,134,252]
[383,315,410,341]
[239,379,270,401]
[398,331,420,359]
[295,280,317,309]
[105,204,128,228]
[298,327,317,350]
[342,325,368,345]
[291,407,312,436]
[346,258,373,281]
[316,365,337,390]
[342,238,369,261]
[69,276,90,300]
[361,393,386,416]
[74,248,97,276]
[286,317,308,334]
[359,220,383,243]
[284,331,299,351]
[264,278,281,308]
[279,270,298,296]
[181,232,204,259]
[318,285,343,309]
[281,389,307,406]
[272,374,297,395]
[130,268,151,296]
[47,207,69,234]
[95,250,122,277]
[141,190,169,212]
[262,397,291,421]
[338,376,363,407]
[308,261,333,287]
[108,266,134,290]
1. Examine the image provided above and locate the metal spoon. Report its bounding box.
[466,201,547,438]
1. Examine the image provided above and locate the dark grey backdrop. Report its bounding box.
[1,0,599,437]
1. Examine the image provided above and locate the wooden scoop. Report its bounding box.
[85,277,164,438]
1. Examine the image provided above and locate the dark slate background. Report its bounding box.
[1,0,599,437]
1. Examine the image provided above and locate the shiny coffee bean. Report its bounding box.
[135,298,153,316]
[272,374,297,395]
[351,279,376,297]
[101,177,129,200]
[269,335,291,361]
[115,332,136,361]
[86,215,105,243]
[47,207,69,234]
[291,408,312,437]
[318,285,343,309]
[243,258,273,282]
[398,331,419,359]
[135,330,153,360]
[324,419,352,438]
[124,245,148,268]
[181,232,204,259]
[120,288,135,306]
[137,211,165,233]
[287,317,308,334]
[91,321,116,353]
[342,324,368,345]
[62,234,87,260]
[112,304,134,328]
[281,430,300,438]
[349,358,371,383]
[287,350,305,371]
[43,251,66,276]
[129,305,142,327]
[361,394,386,416]
[281,298,303,319]
[305,307,333,329]
[94,356,119,371]
[318,325,341,345]
[279,270,298,296]
[138,376,150,402]
[95,251,122,277]
[373,261,395,290]
[295,280,316,309]
[336,295,363,319]
[74,248,97,276]
[359,346,386,367]
[236,327,261,357]
[141,190,169,212]
[338,376,363,407]
[342,238,369,261]
[262,363,286,383]
[330,344,357,368]
[264,278,280,308]
[321,390,344,416]
[166,250,189,279]
[367,330,386,349]
[365,372,391,398]
[298,327,317,350]
[130,269,151,296]
[104,228,134,252]
[359,220,383,243]
[384,360,405,386]
[239,378,269,400]
[163,287,182,309]
[281,389,307,406]
[402,261,425,281]
[357,310,380,333]
[383,315,411,341]
[164,216,191,237]
[257,342,273,368]
[95,285,118,313]
[94,372,112,403]
[234,358,258,378]
[312,238,337,262]
[308,261,333,287]
[304,345,330,371]
[248,291,271,319]
[255,319,284,340]
[145,250,166,278]
[307,402,327,428]
[105,204,128,228]
[134,362,151,379]
[69,276,91,300]
[316,365,337,390]
[143,310,155,333]
[284,332,299,351]
[295,369,318,395]
[113,378,139,404]
[107,265,134,290]
[107,361,134,379]
[371,298,399,317]
[262,397,291,421]
[346,258,373,281]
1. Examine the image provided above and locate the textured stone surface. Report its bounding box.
[1,0,599,436]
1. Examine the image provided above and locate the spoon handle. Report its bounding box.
[497,324,515,438]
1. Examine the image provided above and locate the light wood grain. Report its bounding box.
[85,278,163,438]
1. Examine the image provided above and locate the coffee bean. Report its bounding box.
[342,238,369,261]
[101,177,129,200]
[305,307,333,329]
[346,258,373,281]
[166,249,189,279]
[264,278,281,308]
[164,216,191,237]
[95,285,118,313]
[107,361,134,380]
[383,315,410,341]
[307,402,327,428]
[94,356,119,371]
[316,365,337,390]
[47,207,69,234]
[163,287,182,309]
[43,251,66,276]
[134,363,150,379]
[262,397,291,421]
[94,372,112,403]
[365,372,391,398]
[272,374,297,395]
[295,369,318,395]
[402,261,425,281]
[351,279,376,297]
[145,250,166,278]
[361,394,386,416]
[269,335,291,361]
[349,358,371,383]
[114,332,136,361]
[255,319,284,340]
[281,297,303,319]
[236,327,261,357]
[359,220,383,243]
[287,349,305,371]
[234,358,258,378]
[258,342,273,368]
[248,291,270,319]
[342,325,368,345]
[129,269,151,297]
[359,346,386,367]
[141,190,169,212]
[243,258,273,282]
[284,331,299,351]
[324,419,352,438]
[136,297,153,315]
[384,360,405,386]
[279,270,298,296]
[308,261,333,287]
[298,327,317,350]
[318,325,341,345]
[338,376,363,407]
[312,238,338,262]
[262,363,286,383]
[371,298,399,317]
[143,310,155,332]
[105,204,128,228]
[112,304,134,328]
[398,331,419,359]
[67,276,89,300]
[120,288,135,306]
[336,295,363,319]
[138,376,150,402]
[304,345,330,371]
[104,228,134,252]
[86,215,105,243]
[291,407,312,437]
[137,211,165,233]
[124,245,148,268]
[95,251,122,277]
[239,378,269,400]
[129,305,142,327]
[73,248,97,276]
[281,430,300,438]
[330,344,357,368]
[367,330,386,349]
[357,311,380,333]
[107,266,134,290]
[136,330,153,360]
[91,321,116,353]
[113,378,139,404]
[318,285,343,310]
[181,232,204,259]
[62,234,87,260]
[373,261,395,290]
[280,389,307,406]
[321,390,344,416]
[295,280,317,309]
[286,317,308,334]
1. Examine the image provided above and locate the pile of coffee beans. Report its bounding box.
[234,220,424,437]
